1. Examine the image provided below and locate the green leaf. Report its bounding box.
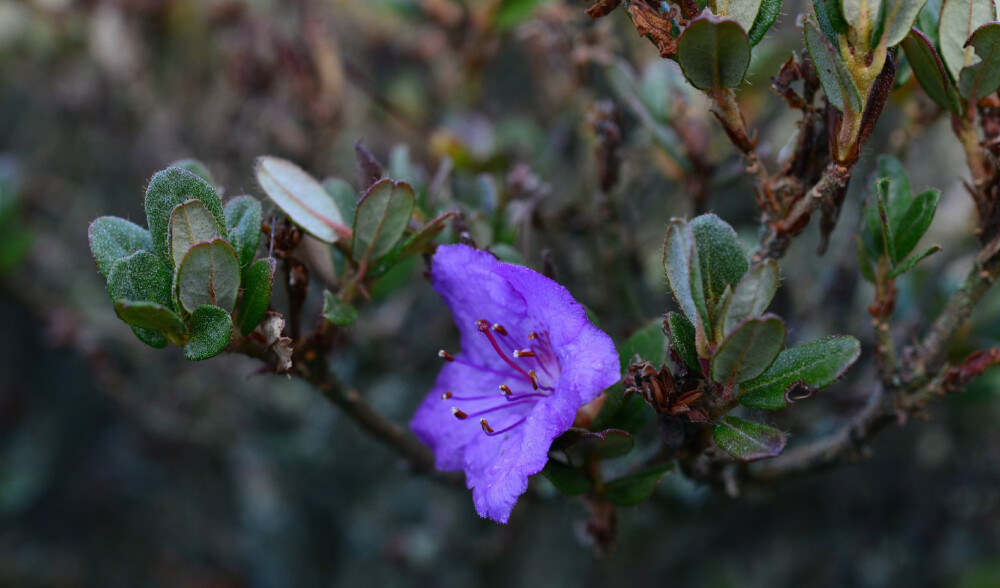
[739,335,862,409]
[721,260,779,336]
[619,319,668,372]
[718,0,765,34]
[88,216,153,280]
[805,19,864,113]
[169,158,215,186]
[322,177,358,229]
[224,195,263,270]
[916,0,941,44]
[814,0,849,44]
[604,464,674,506]
[541,460,590,497]
[958,23,1000,99]
[876,178,900,263]
[710,315,786,384]
[881,0,929,46]
[893,188,940,260]
[351,179,416,264]
[106,251,174,349]
[589,383,649,434]
[856,235,877,283]
[113,300,187,345]
[676,14,751,90]
[748,0,783,45]
[553,428,635,462]
[665,312,701,372]
[184,305,232,361]
[938,0,996,83]
[256,156,350,244]
[691,214,750,306]
[871,154,913,221]
[176,238,241,314]
[322,289,359,326]
[843,0,883,31]
[901,28,963,111]
[236,258,276,335]
[145,167,225,265]
[888,244,942,277]
[713,416,788,461]
[663,219,710,340]
[495,0,546,30]
[169,199,221,269]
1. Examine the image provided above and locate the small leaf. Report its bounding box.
[106,251,173,348]
[322,289,359,326]
[169,199,221,269]
[893,188,940,260]
[713,416,787,461]
[113,300,187,345]
[169,158,215,186]
[881,0,930,46]
[224,195,263,270]
[856,235,877,283]
[676,13,752,90]
[236,258,276,335]
[322,177,358,228]
[871,154,914,223]
[721,260,779,336]
[938,0,996,83]
[843,0,883,31]
[176,238,241,314]
[619,319,668,372]
[665,312,701,372]
[901,28,963,111]
[352,179,416,264]
[495,0,547,30]
[604,464,674,507]
[553,428,635,461]
[805,19,864,113]
[876,178,900,263]
[814,0,849,44]
[663,219,710,338]
[355,141,385,191]
[888,244,942,277]
[958,22,1000,99]
[710,315,786,384]
[740,335,862,409]
[541,460,590,496]
[748,0,782,46]
[256,156,351,244]
[184,305,232,361]
[589,383,649,434]
[718,0,764,34]
[88,216,152,280]
[145,167,225,264]
[691,213,750,306]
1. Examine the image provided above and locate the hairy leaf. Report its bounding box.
[114,300,187,345]
[352,179,415,264]
[176,238,241,314]
[665,312,701,372]
[748,0,783,45]
[958,23,1000,99]
[710,314,786,384]
[805,19,864,113]
[938,0,995,83]
[322,289,359,326]
[676,14,751,90]
[740,335,862,409]
[145,167,225,264]
[88,216,152,280]
[691,213,749,306]
[169,199,221,269]
[236,257,276,335]
[721,260,779,336]
[224,195,263,270]
[713,416,788,461]
[184,305,232,361]
[256,156,350,244]
[604,464,674,506]
[901,28,963,111]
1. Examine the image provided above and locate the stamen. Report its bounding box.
[480,416,528,436]
[513,349,536,358]
[499,384,513,396]
[451,407,468,420]
[528,332,538,340]
[438,350,455,362]
[480,418,495,434]
[476,319,538,383]
[491,323,508,336]
[528,370,539,390]
[441,391,453,400]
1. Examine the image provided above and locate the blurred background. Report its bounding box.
[2,0,1000,586]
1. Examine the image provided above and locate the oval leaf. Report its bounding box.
[665,312,701,372]
[619,318,668,372]
[145,167,225,264]
[113,300,187,345]
[553,427,636,461]
[176,238,241,314]
[713,416,787,461]
[721,260,778,336]
[184,305,232,361]
[604,464,674,507]
[958,22,1000,99]
[718,0,764,33]
[224,195,263,270]
[107,250,174,349]
[939,0,996,83]
[805,19,864,113]
[322,289,359,326]
[322,177,358,229]
[740,335,862,409]
[541,460,591,497]
[663,219,710,339]
[676,13,751,90]
[893,188,940,260]
[236,257,276,335]
[691,213,749,305]
[748,0,782,45]
[169,158,215,186]
[901,28,963,111]
[88,216,152,280]
[256,156,350,244]
[169,199,221,269]
[882,0,929,46]
[352,179,416,264]
[843,0,883,31]
[710,314,786,384]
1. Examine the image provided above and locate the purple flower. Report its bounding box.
[410,244,619,523]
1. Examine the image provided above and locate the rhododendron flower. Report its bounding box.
[410,244,619,523]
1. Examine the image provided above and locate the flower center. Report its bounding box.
[439,319,560,437]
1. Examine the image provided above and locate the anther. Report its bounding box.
[513,349,536,358]
[491,323,508,335]
[499,384,513,396]
[441,391,453,400]
[528,370,539,390]
[480,418,495,434]
[438,350,455,361]
[528,332,538,340]
[451,407,468,420]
